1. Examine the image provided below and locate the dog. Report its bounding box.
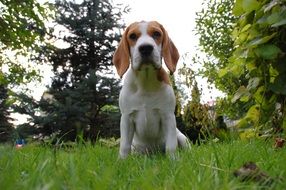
[113,21,189,158]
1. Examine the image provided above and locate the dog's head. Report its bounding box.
[113,21,179,78]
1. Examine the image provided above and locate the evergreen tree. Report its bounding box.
[0,85,14,142]
[183,81,212,144]
[49,0,124,89]
[15,0,125,141]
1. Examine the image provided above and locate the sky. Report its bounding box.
[13,0,224,124]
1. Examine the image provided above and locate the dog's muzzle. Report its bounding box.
[138,44,160,68]
[139,44,154,57]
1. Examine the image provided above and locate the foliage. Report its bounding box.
[14,80,121,142]
[48,0,124,88]
[1,140,286,189]
[0,0,47,50]
[0,0,51,86]
[224,0,286,131]
[0,85,14,142]
[14,0,125,142]
[193,0,250,119]
[195,0,286,135]
[175,62,214,143]
[0,0,51,138]
[213,115,230,140]
[194,0,238,94]
[182,80,213,143]
[170,75,186,132]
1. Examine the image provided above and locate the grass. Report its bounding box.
[0,139,285,190]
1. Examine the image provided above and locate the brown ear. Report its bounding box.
[112,27,130,78]
[160,24,180,74]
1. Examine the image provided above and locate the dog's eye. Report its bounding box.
[152,31,161,39]
[129,33,138,41]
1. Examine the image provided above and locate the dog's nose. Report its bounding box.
[139,44,153,56]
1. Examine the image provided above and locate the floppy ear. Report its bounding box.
[112,27,130,78]
[160,24,180,74]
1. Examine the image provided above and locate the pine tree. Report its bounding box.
[47,0,124,141]
[15,0,125,142]
[50,0,124,89]
[0,85,14,142]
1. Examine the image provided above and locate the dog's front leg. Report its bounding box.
[162,113,178,157]
[119,113,134,159]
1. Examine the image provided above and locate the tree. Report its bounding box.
[194,0,238,94]
[226,0,286,131]
[15,0,126,142]
[193,0,251,119]
[182,80,212,144]
[0,85,14,142]
[0,0,50,86]
[195,0,286,133]
[0,0,50,142]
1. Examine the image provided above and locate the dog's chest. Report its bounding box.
[131,107,161,139]
[120,86,174,139]
[120,86,175,113]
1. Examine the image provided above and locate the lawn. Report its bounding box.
[0,139,285,190]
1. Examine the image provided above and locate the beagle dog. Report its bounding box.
[113,21,189,158]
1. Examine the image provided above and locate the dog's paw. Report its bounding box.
[118,153,128,159]
[167,152,180,161]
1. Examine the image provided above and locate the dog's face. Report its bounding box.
[113,21,179,78]
[128,21,163,71]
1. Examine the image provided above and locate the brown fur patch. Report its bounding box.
[157,68,170,85]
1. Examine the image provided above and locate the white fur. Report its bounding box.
[118,22,189,159]
[130,22,162,71]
